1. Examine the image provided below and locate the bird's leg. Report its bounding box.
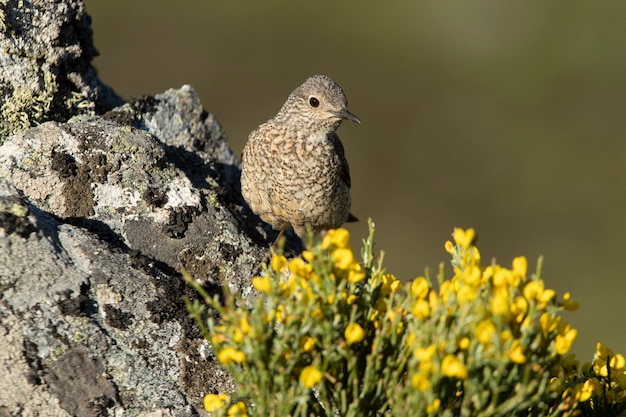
[271,229,286,249]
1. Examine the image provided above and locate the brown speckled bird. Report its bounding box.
[241,74,360,242]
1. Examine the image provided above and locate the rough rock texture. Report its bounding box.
[0,85,302,416]
[0,0,124,140]
[0,1,303,415]
[0,86,274,295]
[0,179,233,417]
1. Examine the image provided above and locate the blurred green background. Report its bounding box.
[84,1,626,359]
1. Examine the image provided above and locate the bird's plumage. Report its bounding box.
[241,75,359,241]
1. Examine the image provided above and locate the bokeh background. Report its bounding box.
[84,0,626,359]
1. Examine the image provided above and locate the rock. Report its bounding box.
[0,85,272,293]
[0,81,302,415]
[0,0,124,140]
[0,1,302,415]
[0,179,236,416]
[0,81,294,416]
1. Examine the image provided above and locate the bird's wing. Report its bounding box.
[329,133,351,189]
[330,134,358,223]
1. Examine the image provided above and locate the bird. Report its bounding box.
[241,74,360,244]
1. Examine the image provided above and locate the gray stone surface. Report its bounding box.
[0,0,123,140]
[0,82,295,415]
[0,179,207,417]
[0,86,270,294]
[0,1,302,415]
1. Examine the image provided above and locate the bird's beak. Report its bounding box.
[336,109,361,124]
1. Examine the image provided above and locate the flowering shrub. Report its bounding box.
[185,221,626,416]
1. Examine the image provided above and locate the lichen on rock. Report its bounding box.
[0,0,123,141]
[0,1,297,415]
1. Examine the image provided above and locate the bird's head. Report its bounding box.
[278,75,360,131]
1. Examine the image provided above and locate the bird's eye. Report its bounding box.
[309,97,320,108]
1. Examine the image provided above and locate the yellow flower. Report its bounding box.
[218,347,246,364]
[382,273,402,293]
[275,304,285,322]
[444,240,454,253]
[539,312,560,334]
[411,277,430,299]
[441,354,468,380]
[407,333,415,348]
[512,256,528,280]
[411,372,431,391]
[227,401,248,417]
[523,280,544,300]
[457,285,477,304]
[586,377,602,397]
[453,228,475,249]
[610,353,625,370]
[595,342,614,361]
[500,330,513,342]
[300,365,323,388]
[458,337,470,350]
[288,257,313,278]
[301,250,315,262]
[593,360,608,378]
[509,340,527,364]
[492,268,513,288]
[321,232,333,250]
[439,280,453,303]
[429,291,439,310]
[426,398,441,413]
[396,320,405,335]
[523,280,556,307]
[482,265,494,282]
[270,254,287,272]
[322,228,350,250]
[345,323,365,345]
[490,290,510,317]
[301,336,316,352]
[347,262,366,283]
[414,345,436,362]
[510,296,528,323]
[412,299,430,319]
[476,320,496,345]
[203,393,230,412]
[537,288,556,306]
[232,328,244,343]
[419,358,435,374]
[555,326,577,355]
[462,265,481,287]
[239,316,252,335]
[346,294,357,305]
[563,292,579,311]
[332,247,354,270]
[570,381,594,403]
[252,276,271,293]
[471,247,481,265]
